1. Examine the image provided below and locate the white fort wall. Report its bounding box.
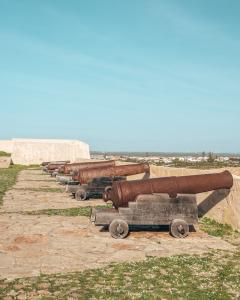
[0,140,13,153]
[0,139,90,165]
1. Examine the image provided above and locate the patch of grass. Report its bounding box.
[200,217,240,246]
[0,250,239,299]
[200,217,239,237]
[0,165,26,205]
[0,151,11,157]
[24,205,112,217]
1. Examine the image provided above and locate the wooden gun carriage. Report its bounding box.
[68,176,126,201]
[92,171,233,239]
[91,193,197,238]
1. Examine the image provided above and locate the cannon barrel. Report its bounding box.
[47,163,67,171]
[73,163,150,184]
[60,160,116,174]
[109,171,233,208]
[42,160,70,166]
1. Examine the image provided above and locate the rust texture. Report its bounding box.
[109,171,233,208]
[61,160,116,174]
[74,163,150,184]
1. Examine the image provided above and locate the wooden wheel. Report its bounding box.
[75,189,88,201]
[103,186,112,201]
[170,219,189,238]
[109,219,129,239]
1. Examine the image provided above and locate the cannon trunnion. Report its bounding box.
[92,193,198,238]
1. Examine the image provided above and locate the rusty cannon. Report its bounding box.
[56,160,116,184]
[73,163,150,184]
[107,170,233,208]
[41,160,70,167]
[92,171,233,239]
[43,163,68,173]
[59,160,116,175]
[67,163,150,201]
[42,161,70,172]
[45,163,67,175]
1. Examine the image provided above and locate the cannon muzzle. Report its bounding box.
[108,170,233,208]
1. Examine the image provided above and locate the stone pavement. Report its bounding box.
[0,170,236,280]
[0,170,104,212]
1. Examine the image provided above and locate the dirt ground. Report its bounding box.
[0,170,236,280]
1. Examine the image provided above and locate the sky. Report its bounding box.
[0,0,239,153]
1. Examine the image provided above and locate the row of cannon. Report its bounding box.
[43,160,150,201]
[42,160,234,238]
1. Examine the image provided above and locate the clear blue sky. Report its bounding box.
[0,0,239,153]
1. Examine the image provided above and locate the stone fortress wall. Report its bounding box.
[0,138,90,165]
[0,140,14,153]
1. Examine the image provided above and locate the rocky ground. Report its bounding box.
[0,169,237,281]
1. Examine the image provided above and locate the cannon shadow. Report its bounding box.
[197,189,230,217]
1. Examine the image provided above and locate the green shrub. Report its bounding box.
[0,151,11,157]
